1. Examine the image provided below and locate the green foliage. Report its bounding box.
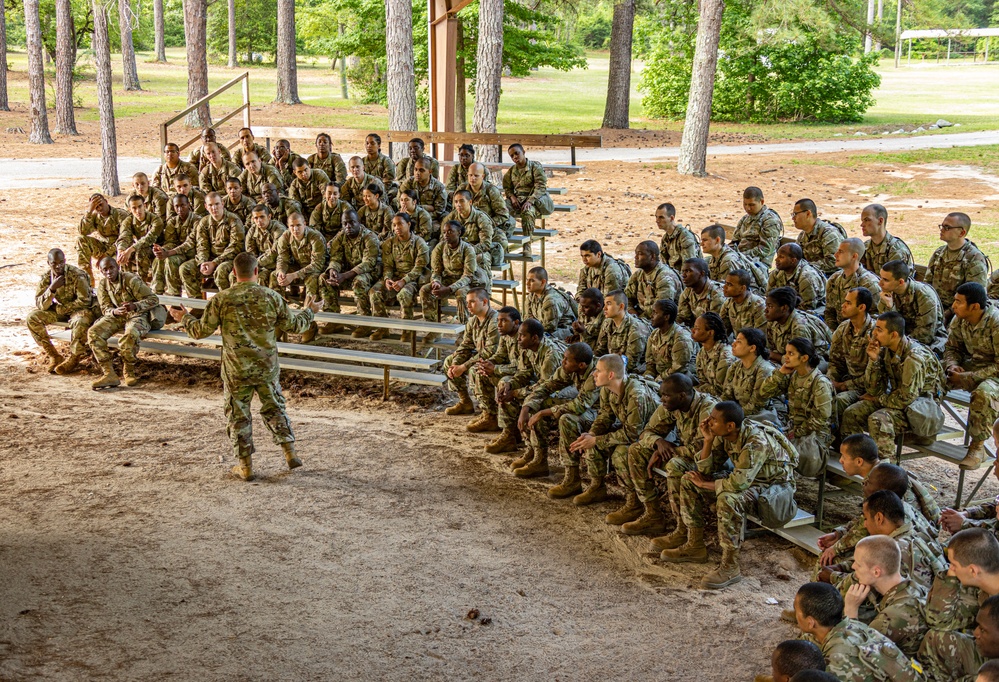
[206,0,278,63]
[574,1,613,49]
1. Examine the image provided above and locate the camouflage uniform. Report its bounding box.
[165,187,207,222]
[526,360,600,465]
[445,164,469,193]
[272,227,328,304]
[398,176,449,225]
[943,303,999,443]
[396,156,440,184]
[136,186,170,222]
[199,159,241,194]
[990,271,999,302]
[826,266,882,329]
[178,211,245,298]
[923,568,984,633]
[644,323,697,381]
[797,220,845,276]
[309,198,354,243]
[822,502,939,572]
[27,264,98,357]
[188,144,232,171]
[357,202,396,241]
[767,310,832,361]
[625,263,682,318]
[405,205,437,251]
[767,259,827,313]
[153,160,198,192]
[307,152,347,185]
[862,233,914,276]
[895,527,947,591]
[420,241,490,323]
[829,315,876,421]
[288,168,331,218]
[370,232,430,319]
[89,271,161,366]
[77,207,129,270]
[464,180,512,238]
[694,341,733,398]
[821,618,924,682]
[442,307,499,398]
[577,255,630,299]
[760,367,834,446]
[721,292,767,338]
[239,163,284,201]
[502,159,554,239]
[262,198,303,227]
[321,227,379,315]
[731,207,784,266]
[160,212,198,296]
[707,245,766,291]
[233,142,271,170]
[677,280,726,328]
[574,310,604,349]
[475,331,521,417]
[660,224,701,271]
[919,574,992,682]
[117,213,165,281]
[925,240,990,310]
[443,206,497,271]
[679,420,796,551]
[223,194,256,225]
[238,219,286,288]
[841,336,945,458]
[585,375,661,480]
[363,153,397,186]
[878,279,947,355]
[721,355,777,421]
[498,335,566,431]
[525,285,576,340]
[594,314,652,374]
[180,281,314,460]
[633,391,717,512]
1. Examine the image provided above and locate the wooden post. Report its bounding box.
[383,367,390,400]
[428,0,473,163]
[160,123,168,163]
[242,73,251,128]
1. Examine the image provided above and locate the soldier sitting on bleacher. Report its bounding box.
[398,157,449,233]
[502,143,554,258]
[309,182,353,243]
[624,240,681,319]
[524,266,576,341]
[443,189,497,270]
[464,162,513,244]
[655,202,701,271]
[877,259,947,356]
[719,269,766,339]
[828,287,876,423]
[420,220,491,334]
[768,243,827,316]
[398,189,436,250]
[396,138,440,184]
[925,212,990,318]
[577,240,630,301]
[700,223,767,293]
[792,198,845,277]
[676,258,724,328]
[825,237,881,329]
[763,287,831,366]
[320,209,380,339]
[568,287,604,349]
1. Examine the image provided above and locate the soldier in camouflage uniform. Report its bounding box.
[760,337,834,449]
[664,402,798,589]
[368,212,430,340]
[464,162,512,240]
[468,306,522,433]
[568,354,660,508]
[445,144,474,193]
[420,221,491,329]
[238,151,284,202]
[593,290,651,373]
[568,288,605,348]
[309,182,353,243]
[273,213,327,341]
[656,202,701,271]
[77,194,129,283]
[237,204,286,289]
[990,271,999,303]
[700,224,767,292]
[793,198,845,276]
[89,257,164,389]
[130,172,169,222]
[765,287,832,364]
[165,174,207,222]
[396,139,440,183]
[731,186,784,267]
[117,194,164,282]
[175,252,320,481]
[625,240,681,319]
[644,299,696,381]
[720,270,767,339]
[269,139,300,189]
[187,128,232,171]
[287,158,331,218]
[399,157,449,230]
[308,133,348,185]
[153,143,199,192]
[444,288,500,419]
[397,189,436,250]
[356,183,396,240]
[443,190,497,270]
[769,243,827,314]
[925,212,990,313]
[677,258,725,327]
[691,312,733,398]
[260,183,302,227]
[826,237,883,329]
[27,248,98,374]
[233,128,272,171]
[721,327,778,424]
[878,260,947,355]
[577,240,630,299]
[178,192,245,299]
[154,195,198,296]
[860,204,913,276]
[223,179,256,226]
[198,143,241,195]
[944,282,999,469]
[362,134,397,204]
[524,266,576,340]
[829,287,877,422]
[794,582,924,682]
[502,144,553,257]
[320,210,379,335]
[634,374,717,539]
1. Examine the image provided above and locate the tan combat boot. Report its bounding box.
[445,391,475,416]
[40,341,64,373]
[466,412,500,433]
[650,518,688,553]
[319,323,344,335]
[54,353,85,375]
[622,501,668,536]
[959,441,988,470]
[282,442,303,470]
[700,549,743,589]
[508,446,533,469]
[121,361,139,387]
[369,328,387,341]
[423,332,441,345]
[232,455,255,481]
[548,465,582,499]
[485,427,521,454]
[605,491,643,525]
[350,326,368,339]
[660,527,708,564]
[301,322,319,344]
[92,363,121,389]
[514,448,549,478]
[572,475,608,506]
[400,331,414,343]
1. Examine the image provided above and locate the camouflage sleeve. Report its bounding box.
[276,297,315,335]
[445,166,461,193]
[404,239,429,284]
[127,276,160,313]
[502,168,514,198]
[879,356,926,410]
[488,185,510,225]
[216,219,245,264]
[743,364,775,415]
[801,376,834,438]
[381,241,396,282]
[971,321,999,383]
[759,369,791,401]
[525,368,570,412]
[473,215,493,257]
[528,162,548,202]
[668,332,694,376]
[506,352,537,392]
[395,158,407,179]
[432,186,448,221]
[942,326,966,371]
[865,353,889,398]
[819,228,841,274]
[308,203,324,228]
[592,320,610,357]
[352,233,380,276]
[589,394,615,436]
[638,405,675,450]
[136,216,165,251]
[450,245,477,291]
[535,294,559,334]
[333,154,347,185]
[551,373,600,419]
[989,271,999,300]
[195,222,211,264]
[831,516,869,556]
[78,214,95,238]
[605,262,626,295]
[680,231,700,263]
[287,180,304,207]
[577,267,588,298]
[828,327,848,383]
[115,218,135,252]
[430,244,444,283]
[300,232,328,276]
[276,234,294,274]
[267,166,285,192]
[624,272,640,311]
[910,478,942,523]
[594,392,644,449]
[801,269,825,308]
[623,324,647,372]
[910,291,942,347]
[181,294,223,339]
[714,437,770,494]
[34,273,54,311]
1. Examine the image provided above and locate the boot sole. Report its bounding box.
[548,486,582,499]
[660,553,709,564]
[605,513,643,526]
[514,467,549,479]
[701,575,743,590]
[621,523,668,536]
[572,494,608,507]
[287,458,303,470]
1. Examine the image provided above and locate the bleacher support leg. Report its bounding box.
[816,471,826,527]
[383,367,390,401]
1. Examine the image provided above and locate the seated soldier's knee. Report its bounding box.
[25,310,46,332]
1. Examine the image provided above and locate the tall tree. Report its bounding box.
[93,0,120,194]
[385,0,417,139]
[275,0,301,103]
[119,0,141,89]
[153,0,166,61]
[676,0,724,176]
[1,0,11,111]
[601,0,635,129]
[24,0,53,143]
[184,0,211,126]
[455,17,465,132]
[227,0,236,67]
[54,0,78,133]
[471,0,503,161]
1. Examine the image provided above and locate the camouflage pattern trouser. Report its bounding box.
[419,281,471,324]
[442,354,472,396]
[918,629,983,682]
[26,308,97,357]
[522,390,576,452]
[224,377,294,460]
[841,400,909,459]
[162,256,192,296]
[319,273,376,315]
[471,372,502,416]
[508,194,554,237]
[834,390,862,427]
[370,280,422,319]
[558,411,596,466]
[271,272,322,305]
[968,378,999,443]
[680,479,764,551]
[77,235,115,269]
[121,248,154,283]
[584,441,631,479]
[497,386,523,430]
[179,260,235,298]
[627,443,690,507]
[88,313,152,364]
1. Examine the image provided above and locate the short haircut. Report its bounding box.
[881,259,910,281]
[655,299,679,325]
[978,658,999,682]
[414,156,431,169]
[713,401,744,430]
[409,137,426,148]
[467,286,489,302]
[528,266,549,281]
[233,251,257,277]
[865,203,889,225]
[948,211,972,231]
[698,312,726,342]
[789,672,839,682]
[132,171,149,180]
[454,189,472,201]
[507,143,525,154]
[842,237,866,259]
[567,342,594,365]
[849,286,874,313]
[863,490,906,527]
[841,433,879,463]
[598,353,626,377]
[662,372,694,396]
[868,462,909,498]
[796,582,843,628]
[164,142,180,152]
[607,290,627,307]
[127,193,143,204]
[727,268,753,288]
[316,132,331,143]
[787,337,820,368]
[445,219,464,237]
[683,257,709,276]
[580,287,604,305]
[772,640,826,679]
[580,239,603,255]
[949,529,999,573]
[251,203,272,215]
[291,156,309,169]
[744,186,764,201]
[768,286,799,310]
[364,182,383,197]
[856,535,902,575]
[795,198,817,217]
[737,327,768,359]
[637,240,660,258]
[226,176,242,185]
[781,243,804,260]
[957,282,988,309]
[878,311,906,337]
[325,181,340,191]
[286,211,305,224]
[701,224,727,242]
[657,202,676,218]
[497,305,521,323]
[521,318,544,339]
[205,190,221,202]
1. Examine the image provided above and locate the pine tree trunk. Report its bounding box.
[386,0,417,135]
[275,0,301,103]
[24,0,53,143]
[0,5,8,111]
[119,0,141,90]
[55,0,78,134]
[601,0,634,129]
[338,24,349,99]
[471,0,503,162]
[154,0,166,61]
[184,0,211,127]
[677,0,724,177]
[227,0,237,68]
[93,0,120,195]
[455,18,466,133]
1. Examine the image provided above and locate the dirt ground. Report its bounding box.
[3,136,999,679]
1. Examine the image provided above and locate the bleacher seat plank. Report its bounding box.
[747,513,823,555]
